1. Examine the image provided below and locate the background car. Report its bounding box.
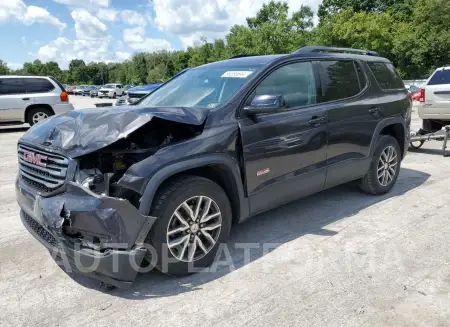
[89,86,101,97]
[74,85,88,95]
[0,75,74,125]
[98,83,124,98]
[122,84,135,95]
[418,66,450,132]
[66,86,76,95]
[115,83,162,106]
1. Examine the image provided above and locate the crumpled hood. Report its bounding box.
[19,106,208,158]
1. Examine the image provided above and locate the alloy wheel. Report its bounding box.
[166,196,222,262]
[32,112,49,124]
[377,145,398,186]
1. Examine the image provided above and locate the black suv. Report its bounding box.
[16,46,411,288]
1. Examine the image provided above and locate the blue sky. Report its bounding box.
[0,0,321,69]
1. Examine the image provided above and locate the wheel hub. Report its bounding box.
[166,196,222,262]
[377,145,398,187]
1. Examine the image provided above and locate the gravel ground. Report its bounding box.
[0,100,449,327]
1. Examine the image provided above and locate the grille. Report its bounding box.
[22,211,58,247]
[18,144,69,194]
[128,92,146,99]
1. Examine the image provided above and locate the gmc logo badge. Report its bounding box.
[22,151,47,167]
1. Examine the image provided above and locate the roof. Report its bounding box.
[0,75,52,79]
[195,49,389,70]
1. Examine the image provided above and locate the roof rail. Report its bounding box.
[229,54,255,59]
[294,46,379,56]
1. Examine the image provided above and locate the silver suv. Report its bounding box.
[0,76,74,126]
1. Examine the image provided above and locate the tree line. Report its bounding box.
[1,0,448,85]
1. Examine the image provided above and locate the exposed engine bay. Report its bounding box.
[73,118,202,202]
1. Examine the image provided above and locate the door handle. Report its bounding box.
[22,98,30,101]
[369,107,380,114]
[308,116,326,126]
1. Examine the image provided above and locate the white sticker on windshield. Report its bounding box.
[221,71,253,78]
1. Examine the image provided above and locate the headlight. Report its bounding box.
[75,168,106,194]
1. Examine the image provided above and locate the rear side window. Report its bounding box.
[0,78,26,95]
[368,62,404,90]
[49,77,65,91]
[316,60,362,102]
[24,78,54,93]
[428,69,450,85]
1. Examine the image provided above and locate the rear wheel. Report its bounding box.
[26,107,53,126]
[145,175,232,276]
[360,135,401,195]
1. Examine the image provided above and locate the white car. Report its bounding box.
[418,66,450,132]
[98,83,124,99]
[0,76,74,126]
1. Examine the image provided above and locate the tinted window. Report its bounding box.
[316,60,362,102]
[355,62,367,90]
[255,62,316,108]
[0,78,26,95]
[428,69,450,85]
[24,78,54,93]
[368,62,404,90]
[49,77,65,91]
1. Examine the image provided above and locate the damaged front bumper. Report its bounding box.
[16,178,156,288]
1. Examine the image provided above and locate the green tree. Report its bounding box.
[0,60,9,75]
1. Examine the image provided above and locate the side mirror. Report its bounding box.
[243,94,286,115]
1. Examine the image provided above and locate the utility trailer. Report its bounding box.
[409,126,450,156]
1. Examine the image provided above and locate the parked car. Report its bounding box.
[115,83,162,106]
[405,84,420,94]
[89,86,101,97]
[418,66,450,132]
[0,76,73,126]
[15,46,410,288]
[81,85,95,96]
[122,84,135,95]
[98,83,124,98]
[74,85,88,95]
[66,86,76,95]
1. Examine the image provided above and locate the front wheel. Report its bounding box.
[145,176,232,276]
[360,135,401,195]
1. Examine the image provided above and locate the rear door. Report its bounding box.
[238,61,328,214]
[0,78,27,122]
[315,60,381,188]
[423,69,450,118]
[23,78,57,106]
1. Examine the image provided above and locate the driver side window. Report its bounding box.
[255,61,316,109]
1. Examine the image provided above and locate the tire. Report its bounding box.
[111,93,116,99]
[360,135,401,195]
[145,175,232,276]
[26,107,53,126]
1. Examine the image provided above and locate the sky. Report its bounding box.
[0,0,322,70]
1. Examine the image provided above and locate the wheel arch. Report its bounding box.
[24,104,55,122]
[370,117,406,158]
[139,155,250,224]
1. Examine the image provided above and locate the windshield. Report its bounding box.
[103,84,115,88]
[139,65,263,108]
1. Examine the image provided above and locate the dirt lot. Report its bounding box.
[0,99,449,326]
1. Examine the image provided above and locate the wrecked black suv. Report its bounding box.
[16,46,411,288]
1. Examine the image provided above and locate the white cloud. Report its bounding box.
[0,0,66,32]
[97,8,118,21]
[53,0,110,10]
[152,0,321,47]
[7,62,23,70]
[120,10,148,26]
[37,37,123,68]
[123,26,172,52]
[115,51,132,61]
[21,36,26,44]
[71,9,107,40]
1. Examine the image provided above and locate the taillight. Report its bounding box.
[419,88,425,102]
[60,91,69,102]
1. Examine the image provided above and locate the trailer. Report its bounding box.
[409,126,450,156]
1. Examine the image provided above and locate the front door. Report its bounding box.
[238,61,328,215]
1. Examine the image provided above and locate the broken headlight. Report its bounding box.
[75,168,107,195]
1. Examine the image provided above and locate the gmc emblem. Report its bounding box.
[22,151,47,167]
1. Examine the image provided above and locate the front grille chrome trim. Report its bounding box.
[18,144,70,194]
